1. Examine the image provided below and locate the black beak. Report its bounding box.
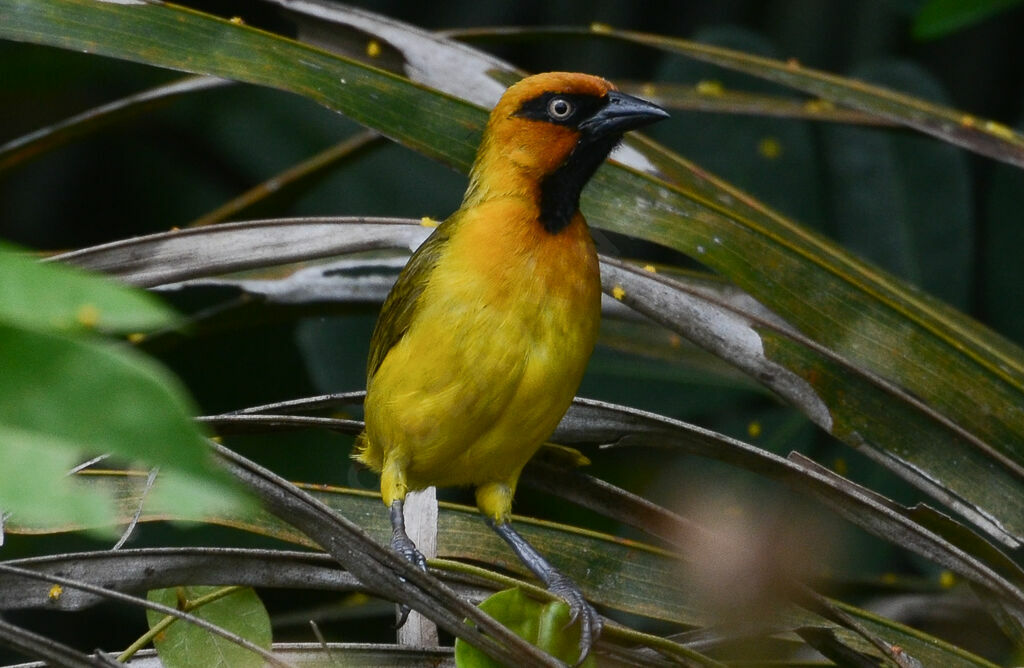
[580,90,669,137]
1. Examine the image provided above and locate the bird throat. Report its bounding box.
[538,133,621,234]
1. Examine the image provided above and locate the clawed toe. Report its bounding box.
[394,603,412,629]
[549,574,602,664]
[391,533,428,573]
[488,521,602,664]
[389,522,427,629]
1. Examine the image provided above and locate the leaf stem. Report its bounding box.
[117,585,245,662]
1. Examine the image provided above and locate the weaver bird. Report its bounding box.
[356,71,667,660]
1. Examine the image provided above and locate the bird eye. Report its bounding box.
[547,97,573,120]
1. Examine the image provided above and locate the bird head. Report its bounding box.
[465,72,669,232]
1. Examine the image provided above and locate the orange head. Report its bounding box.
[464,72,668,232]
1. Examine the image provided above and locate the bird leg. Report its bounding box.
[488,518,602,663]
[390,499,428,570]
[389,499,428,628]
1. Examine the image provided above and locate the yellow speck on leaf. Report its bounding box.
[420,216,438,228]
[960,114,976,128]
[76,304,100,328]
[641,83,656,98]
[343,592,372,607]
[803,98,834,113]
[210,435,223,444]
[612,285,626,300]
[590,22,612,34]
[643,264,656,273]
[366,39,382,58]
[787,57,801,68]
[229,16,244,25]
[984,120,1016,139]
[832,457,848,476]
[668,334,682,348]
[747,420,762,438]
[695,80,724,96]
[758,136,783,159]
[939,571,956,588]
[127,332,146,344]
[48,585,63,601]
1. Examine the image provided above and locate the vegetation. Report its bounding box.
[2,0,1024,665]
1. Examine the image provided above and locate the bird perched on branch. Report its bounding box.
[356,71,667,661]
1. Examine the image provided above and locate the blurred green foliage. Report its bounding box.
[913,0,1024,39]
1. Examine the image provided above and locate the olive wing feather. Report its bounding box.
[366,221,453,382]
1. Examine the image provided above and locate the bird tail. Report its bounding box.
[352,430,383,471]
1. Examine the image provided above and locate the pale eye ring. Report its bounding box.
[547,97,573,120]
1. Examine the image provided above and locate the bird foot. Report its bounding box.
[391,531,428,572]
[391,531,427,629]
[548,572,602,665]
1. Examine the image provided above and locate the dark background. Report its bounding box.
[2,0,1023,662]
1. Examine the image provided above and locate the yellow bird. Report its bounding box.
[356,71,667,659]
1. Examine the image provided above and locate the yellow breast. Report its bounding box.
[361,199,601,490]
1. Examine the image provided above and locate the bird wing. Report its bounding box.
[366,220,453,382]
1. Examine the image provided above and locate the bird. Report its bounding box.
[355,71,668,661]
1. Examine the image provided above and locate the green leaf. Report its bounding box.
[913,0,1024,40]
[455,588,596,668]
[0,241,178,334]
[797,627,890,667]
[0,322,249,524]
[0,322,197,473]
[146,586,271,668]
[984,115,1024,344]
[0,424,114,532]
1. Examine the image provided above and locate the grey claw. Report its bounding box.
[394,603,412,629]
[548,574,602,664]
[486,520,600,663]
[391,533,428,572]
[390,531,427,629]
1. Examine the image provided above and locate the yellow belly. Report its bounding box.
[360,202,600,492]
